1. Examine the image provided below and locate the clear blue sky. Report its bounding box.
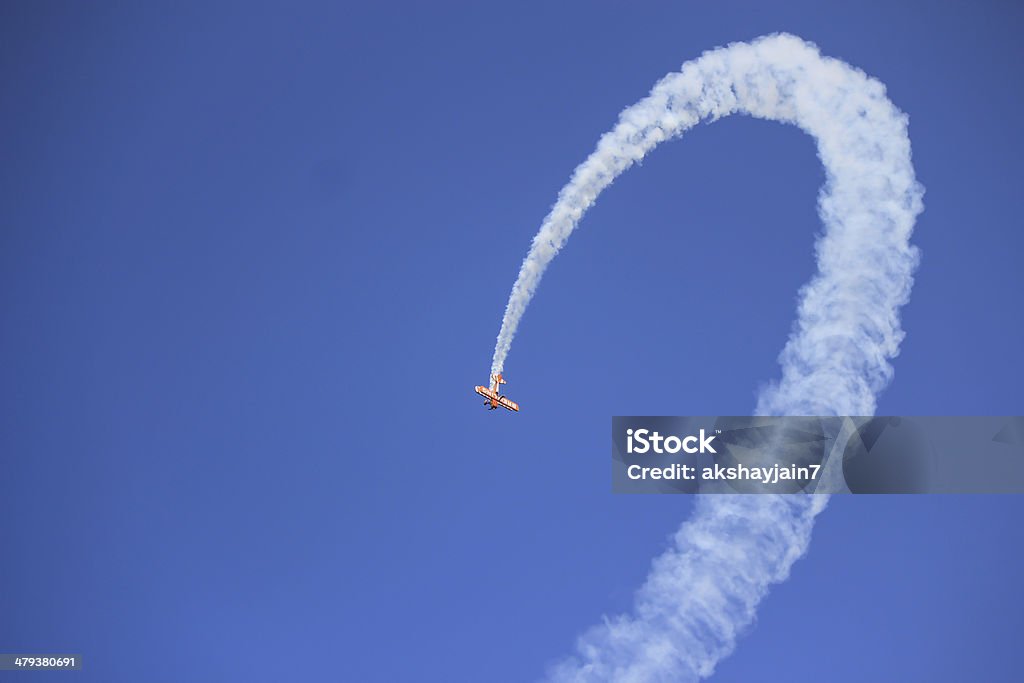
[2,2,1022,681]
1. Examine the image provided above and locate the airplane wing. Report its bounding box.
[474,386,519,412]
[497,397,519,412]
[475,386,497,400]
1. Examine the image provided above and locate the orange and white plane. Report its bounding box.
[474,373,520,412]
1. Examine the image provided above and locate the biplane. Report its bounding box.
[474,373,520,412]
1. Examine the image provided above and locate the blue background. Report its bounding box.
[2,1,1022,681]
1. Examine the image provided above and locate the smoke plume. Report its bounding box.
[487,34,923,681]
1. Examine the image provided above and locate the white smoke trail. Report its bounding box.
[487,34,923,681]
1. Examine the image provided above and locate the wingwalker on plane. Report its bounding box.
[474,373,520,412]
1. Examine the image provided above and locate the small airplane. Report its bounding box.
[474,373,520,412]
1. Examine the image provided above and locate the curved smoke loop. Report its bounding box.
[488,34,923,681]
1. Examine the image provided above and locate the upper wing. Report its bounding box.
[474,386,518,412]
[475,386,498,400]
[497,396,520,412]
